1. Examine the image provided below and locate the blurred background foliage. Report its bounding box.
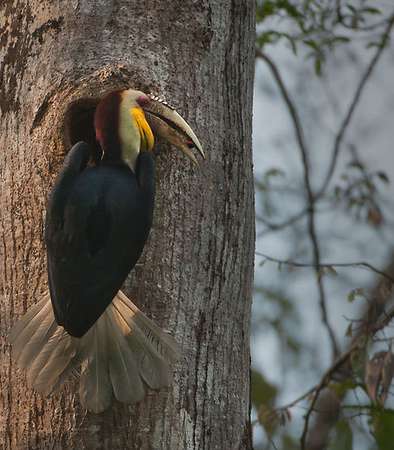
[252,1,394,449]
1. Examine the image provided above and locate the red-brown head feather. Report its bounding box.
[94,91,122,162]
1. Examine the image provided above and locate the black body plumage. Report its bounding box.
[45,142,155,337]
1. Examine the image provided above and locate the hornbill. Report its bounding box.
[9,89,204,413]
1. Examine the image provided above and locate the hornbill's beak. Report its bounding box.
[143,95,205,166]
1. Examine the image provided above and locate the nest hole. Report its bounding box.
[64,97,102,163]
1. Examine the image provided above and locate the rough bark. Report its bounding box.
[0,1,255,449]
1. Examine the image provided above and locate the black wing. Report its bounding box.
[45,145,155,337]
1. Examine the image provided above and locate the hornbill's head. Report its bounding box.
[94,89,205,170]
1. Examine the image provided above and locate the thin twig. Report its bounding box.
[256,207,309,236]
[255,251,394,284]
[276,386,316,412]
[269,437,279,450]
[317,12,394,197]
[255,50,309,167]
[310,219,338,356]
[342,404,394,412]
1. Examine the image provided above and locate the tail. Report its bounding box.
[9,291,179,413]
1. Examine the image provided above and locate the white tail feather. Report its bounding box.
[9,294,50,345]
[106,307,145,403]
[79,318,112,413]
[11,294,55,367]
[9,290,179,413]
[112,298,176,388]
[32,331,78,396]
[116,291,179,363]
[17,310,58,370]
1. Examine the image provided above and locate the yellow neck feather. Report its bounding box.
[118,104,154,171]
[131,107,154,152]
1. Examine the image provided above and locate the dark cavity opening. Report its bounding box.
[64,97,102,164]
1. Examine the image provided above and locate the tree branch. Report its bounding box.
[256,49,339,357]
[255,251,394,284]
[255,49,309,165]
[256,207,310,237]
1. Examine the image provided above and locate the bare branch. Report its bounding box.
[255,49,309,167]
[256,49,339,357]
[309,215,339,356]
[256,207,309,237]
[276,386,316,412]
[255,251,394,284]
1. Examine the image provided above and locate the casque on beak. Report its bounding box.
[142,95,205,166]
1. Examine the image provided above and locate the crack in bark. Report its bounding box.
[30,93,54,133]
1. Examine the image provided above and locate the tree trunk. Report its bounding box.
[0,1,255,449]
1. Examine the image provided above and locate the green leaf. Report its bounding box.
[366,41,383,49]
[274,0,301,19]
[372,410,394,450]
[304,39,320,51]
[256,31,275,48]
[347,288,365,302]
[347,5,357,14]
[314,57,322,76]
[289,37,297,55]
[377,171,390,184]
[332,36,351,45]
[251,369,278,409]
[264,167,286,178]
[327,420,353,450]
[256,0,301,24]
[256,1,276,22]
[362,7,382,16]
[285,336,301,354]
[348,160,363,170]
[348,290,355,302]
[330,379,357,398]
[282,434,299,450]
